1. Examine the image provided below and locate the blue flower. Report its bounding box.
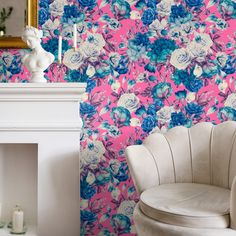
[141,116,156,133]
[80,179,96,199]
[172,70,203,92]
[39,0,50,9]
[38,8,50,25]
[114,56,129,75]
[127,33,150,61]
[111,107,131,127]
[184,78,204,92]
[66,70,87,83]
[78,0,97,10]
[218,0,236,19]
[62,5,85,23]
[170,112,191,127]
[152,82,172,99]
[141,8,156,25]
[222,57,236,75]
[169,5,192,24]
[147,0,158,9]
[96,65,112,78]
[185,0,204,8]
[113,162,129,182]
[185,103,203,117]
[81,210,97,223]
[5,56,21,76]
[144,63,156,72]
[147,104,157,116]
[135,0,147,10]
[175,90,187,100]
[218,107,236,121]
[96,169,111,186]
[135,106,146,116]
[80,102,96,118]
[147,38,177,63]
[86,79,96,92]
[42,38,69,61]
[111,214,131,234]
[111,0,131,19]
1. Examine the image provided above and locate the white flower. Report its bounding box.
[156,106,175,125]
[42,19,60,37]
[186,92,196,102]
[49,0,66,17]
[86,171,96,184]
[170,48,192,70]
[111,80,121,93]
[218,80,228,92]
[81,140,106,169]
[87,32,106,51]
[117,93,140,113]
[193,64,203,77]
[81,199,88,210]
[130,10,141,20]
[80,42,100,62]
[149,19,167,32]
[216,52,228,67]
[86,64,96,77]
[224,93,236,109]
[156,0,174,17]
[81,93,88,102]
[117,200,136,219]
[130,118,141,126]
[63,49,84,70]
[137,73,147,83]
[126,0,138,5]
[187,42,207,62]
[180,22,194,35]
[195,33,213,50]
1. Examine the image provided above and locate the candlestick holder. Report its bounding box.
[10,226,27,234]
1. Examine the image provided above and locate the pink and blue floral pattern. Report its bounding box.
[0,0,236,235]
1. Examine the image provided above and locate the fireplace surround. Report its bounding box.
[0,83,86,236]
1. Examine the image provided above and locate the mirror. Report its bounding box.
[0,0,37,48]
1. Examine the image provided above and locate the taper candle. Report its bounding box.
[58,36,62,63]
[73,24,77,49]
[0,203,1,221]
[12,208,24,233]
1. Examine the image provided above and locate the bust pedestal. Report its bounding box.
[0,83,86,236]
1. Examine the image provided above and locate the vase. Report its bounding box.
[0,25,6,37]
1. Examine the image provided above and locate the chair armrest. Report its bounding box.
[125,145,160,194]
[230,176,236,230]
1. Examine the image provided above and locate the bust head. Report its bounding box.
[22,26,43,49]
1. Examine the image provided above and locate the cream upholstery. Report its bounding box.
[125,121,236,236]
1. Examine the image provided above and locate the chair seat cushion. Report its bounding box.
[140,183,230,229]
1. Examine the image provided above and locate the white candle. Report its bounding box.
[58,36,62,63]
[12,209,24,233]
[0,203,1,221]
[73,24,77,49]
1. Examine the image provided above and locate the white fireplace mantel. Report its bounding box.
[0,83,86,236]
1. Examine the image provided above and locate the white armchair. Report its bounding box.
[126,121,236,236]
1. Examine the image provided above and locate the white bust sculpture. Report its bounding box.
[22,26,55,83]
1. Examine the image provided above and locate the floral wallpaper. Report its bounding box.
[0,0,236,235]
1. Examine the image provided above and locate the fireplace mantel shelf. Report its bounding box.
[0,83,86,131]
[0,83,86,101]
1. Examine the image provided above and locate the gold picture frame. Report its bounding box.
[0,0,38,48]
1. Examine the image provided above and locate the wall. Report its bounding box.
[0,0,236,235]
